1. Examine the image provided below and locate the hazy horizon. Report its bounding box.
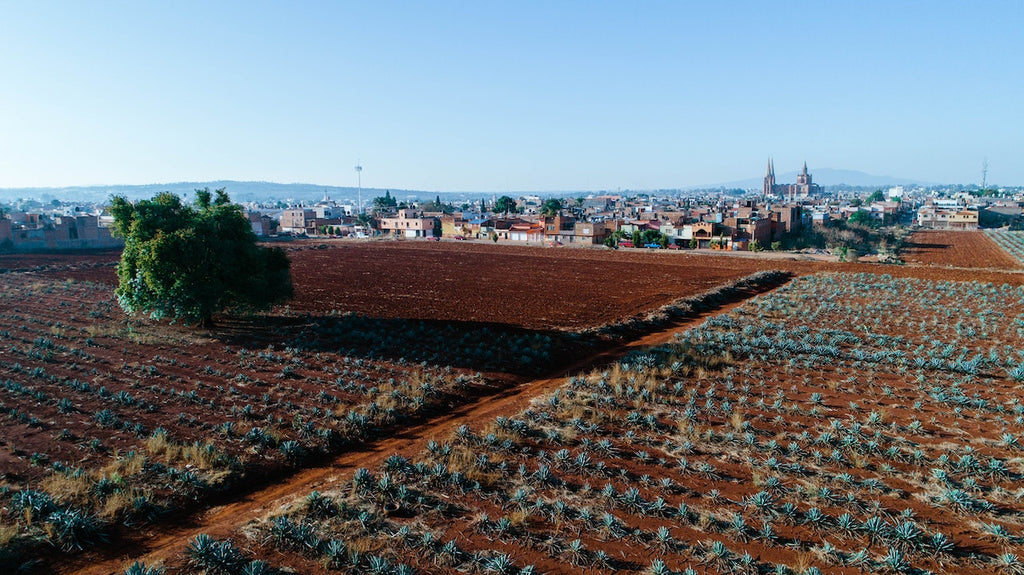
[0,166,963,200]
[2,1,1021,191]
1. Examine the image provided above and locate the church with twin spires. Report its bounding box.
[763,159,821,202]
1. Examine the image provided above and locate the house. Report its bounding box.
[573,220,611,245]
[691,222,720,249]
[312,205,343,219]
[543,215,576,243]
[304,217,346,236]
[280,209,314,234]
[980,203,1023,228]
[440,214,471,238]
[3,214,121,251]
[581,197,612,213]
[247,211,276,236]
[660,221,692,246]
[724,216,772,247]
[508,220,545,242]
[493,218,516,240]
[467,217,493,238]
[379,209,438,238]
[869,201,902,224]
[770,205,802,241]
[916,205,979,230]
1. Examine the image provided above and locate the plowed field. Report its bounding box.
[903,230,1021,269]
[285,242,786,330]
[7,241,1024,331]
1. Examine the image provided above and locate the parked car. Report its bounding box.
[667,243,681,250]
[618,240,634,248]
[428,236,440,241]
[453,235,465,240]
[644,243,663,249]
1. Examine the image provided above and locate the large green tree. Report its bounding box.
[847,210,875,227]
[493,195,517,215]
[539,198,563,216]
[373,190,398,210]
[110,189,292,327]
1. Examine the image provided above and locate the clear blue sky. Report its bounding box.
[1,1,1021,191]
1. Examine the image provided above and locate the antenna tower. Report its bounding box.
[355,161,363,214]
[981,158,988,191]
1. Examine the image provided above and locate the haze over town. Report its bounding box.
[2,1,1022,192]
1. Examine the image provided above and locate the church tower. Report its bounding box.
[763,158,776,197]
[796,161,810,186]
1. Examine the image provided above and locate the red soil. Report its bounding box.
[903,230,1021,269]
[212,271,1024,575]
[4,240,1024,574]
[63,304,741,575]
[287,240,1024,330]
[8,240,1024,329]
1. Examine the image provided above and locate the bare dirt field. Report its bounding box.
[7,240,1024,329]
[903,230,1021,269]
[285,242,791,330]
[280,239,1024,329]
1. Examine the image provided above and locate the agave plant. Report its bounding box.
[46,509,108,551]
[485,553,516,574]
[861,516,890,544]
[122,562,164,575]
[240,560,273,575]
[926,532,955,556]
[648,558,673,575]
[880,547,909,573]
[185,534,244,575]
[997,553,1024,575]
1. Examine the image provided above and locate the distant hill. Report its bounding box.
[0,181,582,205]
[1,170,940,205]
[0,181,433,205]
[700,168,937,190]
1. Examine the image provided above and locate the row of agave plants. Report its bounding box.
[0,274,486,570]
[985,230,1024,266]
[118,533,279,575]
[244,272,1024,574]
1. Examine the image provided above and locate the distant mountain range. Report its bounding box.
[1,169,938,204]
[699,168,937,190]
[0,181,425,205]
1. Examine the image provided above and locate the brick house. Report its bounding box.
[379,209,438,238]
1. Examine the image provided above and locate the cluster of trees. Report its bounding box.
[603,228,669,248]
[111,189,293,327]
[372,190,398,210]
[368,193,582,220]
[849,190,889,208]
[781,218,907,262]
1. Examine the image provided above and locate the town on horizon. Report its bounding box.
[1,160,1016,258]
